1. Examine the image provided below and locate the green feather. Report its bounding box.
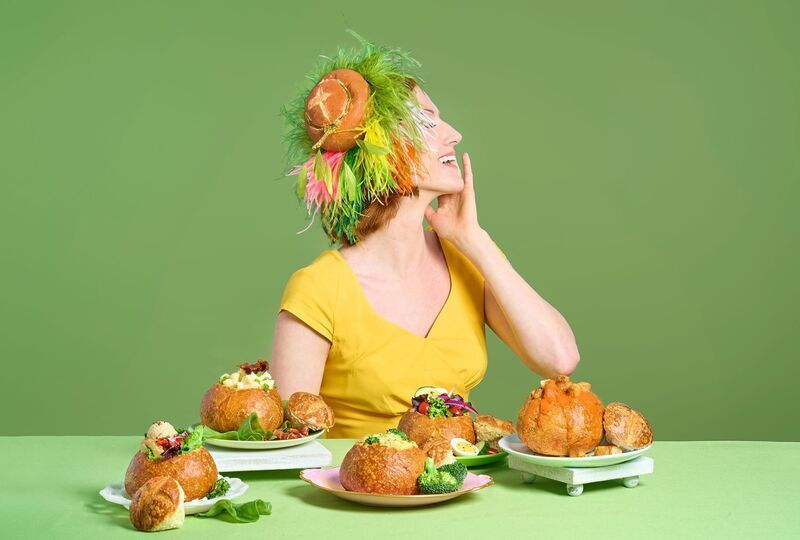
[296,167,307,198]
[356,139,390,155]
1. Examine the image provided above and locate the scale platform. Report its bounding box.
[207,441,332,472]
[508,454,654,496]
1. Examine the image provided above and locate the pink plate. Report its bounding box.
[300,467,493,507]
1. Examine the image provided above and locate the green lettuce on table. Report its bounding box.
[196,499,272,523]
[203,413,275,441]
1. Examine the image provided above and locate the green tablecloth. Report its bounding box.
[2,437,798,539]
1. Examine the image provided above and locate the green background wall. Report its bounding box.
[1,1,797,440]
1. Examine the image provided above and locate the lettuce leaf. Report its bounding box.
[180,425,206,453]
[196,499,272,523]
[203,413,272,442]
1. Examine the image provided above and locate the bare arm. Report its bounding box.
[268,310,331,396]
[467,230,579,378]
[425,153,579,378]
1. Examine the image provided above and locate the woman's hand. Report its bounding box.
[424,153,486,249]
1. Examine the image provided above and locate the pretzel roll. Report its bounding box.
[305,69,369,151]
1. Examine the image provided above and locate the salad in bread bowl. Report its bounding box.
[398,387,478,446]
[200,359,283,433]
[397,386,515,462]
[124,421,223,501]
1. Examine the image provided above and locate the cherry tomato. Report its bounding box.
[418,401,430,415]
[448,405,462,416]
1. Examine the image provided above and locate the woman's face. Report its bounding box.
[413,86,464,194]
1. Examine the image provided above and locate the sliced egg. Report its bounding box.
[451,437,479,457]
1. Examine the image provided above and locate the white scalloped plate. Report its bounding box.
[99,476,248,515]
[499,435,651,468]
[203,428,324,450]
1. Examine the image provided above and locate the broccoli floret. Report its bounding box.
[363,435,380,445]
[386,428,408,440]
[417,458,460,494]
[437,461,468,483]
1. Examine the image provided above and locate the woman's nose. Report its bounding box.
[443,121,462,146]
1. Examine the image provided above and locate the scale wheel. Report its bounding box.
[566,483,583,496]
[623,476,639,488]
[521,472,537,484]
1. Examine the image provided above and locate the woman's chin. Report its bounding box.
[420,176,464,195]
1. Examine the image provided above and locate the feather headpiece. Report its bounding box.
[282,30,429,244]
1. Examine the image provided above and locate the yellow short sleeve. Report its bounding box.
[278,267,336,341]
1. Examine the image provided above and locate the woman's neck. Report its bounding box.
[343,191,438,278]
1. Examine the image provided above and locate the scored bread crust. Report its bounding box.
[200,383,283,432]
[129,476,185,532]
[397,411,476,447]
[339,443,427,495]
[603,402,653,450]
[516,376,605,457]
[285,392,335,431]
[125,447,217,501]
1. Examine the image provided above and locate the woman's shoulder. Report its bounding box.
[285,249,344,290]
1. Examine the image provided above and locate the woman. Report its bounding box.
[270,33,579,438]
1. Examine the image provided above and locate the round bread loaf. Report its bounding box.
[517,375,604,457]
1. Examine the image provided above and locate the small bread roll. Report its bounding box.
[285,392,335,431]
[129,476,185,532]
[473,415,515,449]
[603,402,653,450]
[594,445,622,456]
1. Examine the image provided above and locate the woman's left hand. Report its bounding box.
[424,153,485,248]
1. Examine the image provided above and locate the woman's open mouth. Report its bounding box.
[439,154,458,169]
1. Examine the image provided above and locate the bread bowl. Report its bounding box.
[129,476,185,532]
[397,387,480,447]
[200,359,283,432]
[124,422,218,501]
[398,411,476,447]
[517,375,605,457]
[339,430,427,495]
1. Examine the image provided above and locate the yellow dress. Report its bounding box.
[278,237,488,439]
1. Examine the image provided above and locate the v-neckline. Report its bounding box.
[331,236,454,341]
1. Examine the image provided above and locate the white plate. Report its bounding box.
[99,476,248,515]
[499,434,651,468]
[204,429,324,450]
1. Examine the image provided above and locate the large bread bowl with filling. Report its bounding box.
[339,432,427,495]
[200,360,283,432]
